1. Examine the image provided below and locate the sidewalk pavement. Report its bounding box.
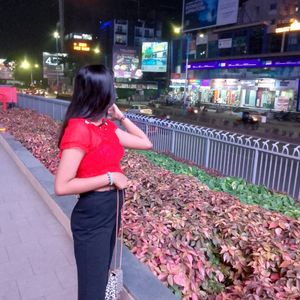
[0,131,176,300]
[0,142,77,300]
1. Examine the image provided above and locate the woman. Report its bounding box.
[55,65,152,299]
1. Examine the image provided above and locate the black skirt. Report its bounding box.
[71,189,124,300]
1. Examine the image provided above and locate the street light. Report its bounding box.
[20,59,39,86]
[53,31,60,93]
[173,25,181,35]
[93,47,101,54]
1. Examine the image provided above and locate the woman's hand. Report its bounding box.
[111,172,128,189]
[108,104,124,121]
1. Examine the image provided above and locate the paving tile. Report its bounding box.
[0,245,9,264]
[43,219,67,236]
[6,241,45,261]
[0,210,12,223]
[18,199,47,214]
[28,248,71,275]
[0,217,30,232]
[17,272,64,300]
[45,286,77,300]
[38,234,75,265]
[0,280,21,300]
[9,206,40,221]
[38,233,72,251]
[0,258,34,284]
[0,230,22,247]
[0,201,21,212]
[55,264,77,289]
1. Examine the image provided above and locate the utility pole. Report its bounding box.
[59,0,64,52]
[181,0,189,102]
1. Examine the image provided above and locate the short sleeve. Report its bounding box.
[60,119,91,153]
[107,119,118,131]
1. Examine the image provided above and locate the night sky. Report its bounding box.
[0,0,181,60]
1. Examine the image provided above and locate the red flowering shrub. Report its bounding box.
[123,151,300,299]
[1,108,300,299]
[0,108,60,173]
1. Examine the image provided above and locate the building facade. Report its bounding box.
[99,19,165,98]
[173,0,300,111]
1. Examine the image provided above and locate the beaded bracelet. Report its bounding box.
[119,115,126,122]
[107,172,113,186]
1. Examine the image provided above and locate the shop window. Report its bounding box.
[232,35,247,55]
[196,45,207,58]
[267,33,282,53]
[207,41,218,58]
[135,28,143,37]
[115,34,127,45]
[248,27,263,54]
[219,32,232,39]
[219,48,231,57]
[287,33,300,51]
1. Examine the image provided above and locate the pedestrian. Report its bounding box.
[55,65,152,300]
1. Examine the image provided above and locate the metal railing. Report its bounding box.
[127,113,300,201]
[17,94,300,200]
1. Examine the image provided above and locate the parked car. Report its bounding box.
[127,105,153,115]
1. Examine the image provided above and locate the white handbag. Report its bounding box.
[105,190,124,300]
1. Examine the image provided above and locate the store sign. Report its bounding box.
[113,46,142,79]
[189,58,300,70]
[265,59,300,67]
[189,61,219,70]
[73,33,93,40]
[73,42,91,52]
[141,42,168,73]
[275,79,298,90]
[256,79,275,89]
[218,38,232,49]
[42,52,67,79]
[222,59,261,68]
[183,0,239,32]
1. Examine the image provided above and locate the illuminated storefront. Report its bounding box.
[185,57,300,111]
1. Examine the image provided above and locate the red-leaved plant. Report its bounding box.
[1,108,300,299]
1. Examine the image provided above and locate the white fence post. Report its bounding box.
[205,138,210,168]
[171,130,175,154]
[251,149,259,184]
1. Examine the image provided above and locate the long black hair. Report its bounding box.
[58,65,116,146]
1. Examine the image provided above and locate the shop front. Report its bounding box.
[187,56,300,111]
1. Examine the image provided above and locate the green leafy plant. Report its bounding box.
[139,151,300,219]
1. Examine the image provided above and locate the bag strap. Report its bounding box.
[113,189,124,270]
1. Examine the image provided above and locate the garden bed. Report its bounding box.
[1,108,300,299]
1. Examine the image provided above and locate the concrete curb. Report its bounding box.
[0,132,177,300]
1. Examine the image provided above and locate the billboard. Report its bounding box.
[141,42,168,73]
[183,0,239,32]
[0,59,14,80]
[113,46,142,79]
[42,52,67,79]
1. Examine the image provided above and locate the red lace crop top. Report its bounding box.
[59,118,124,178]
